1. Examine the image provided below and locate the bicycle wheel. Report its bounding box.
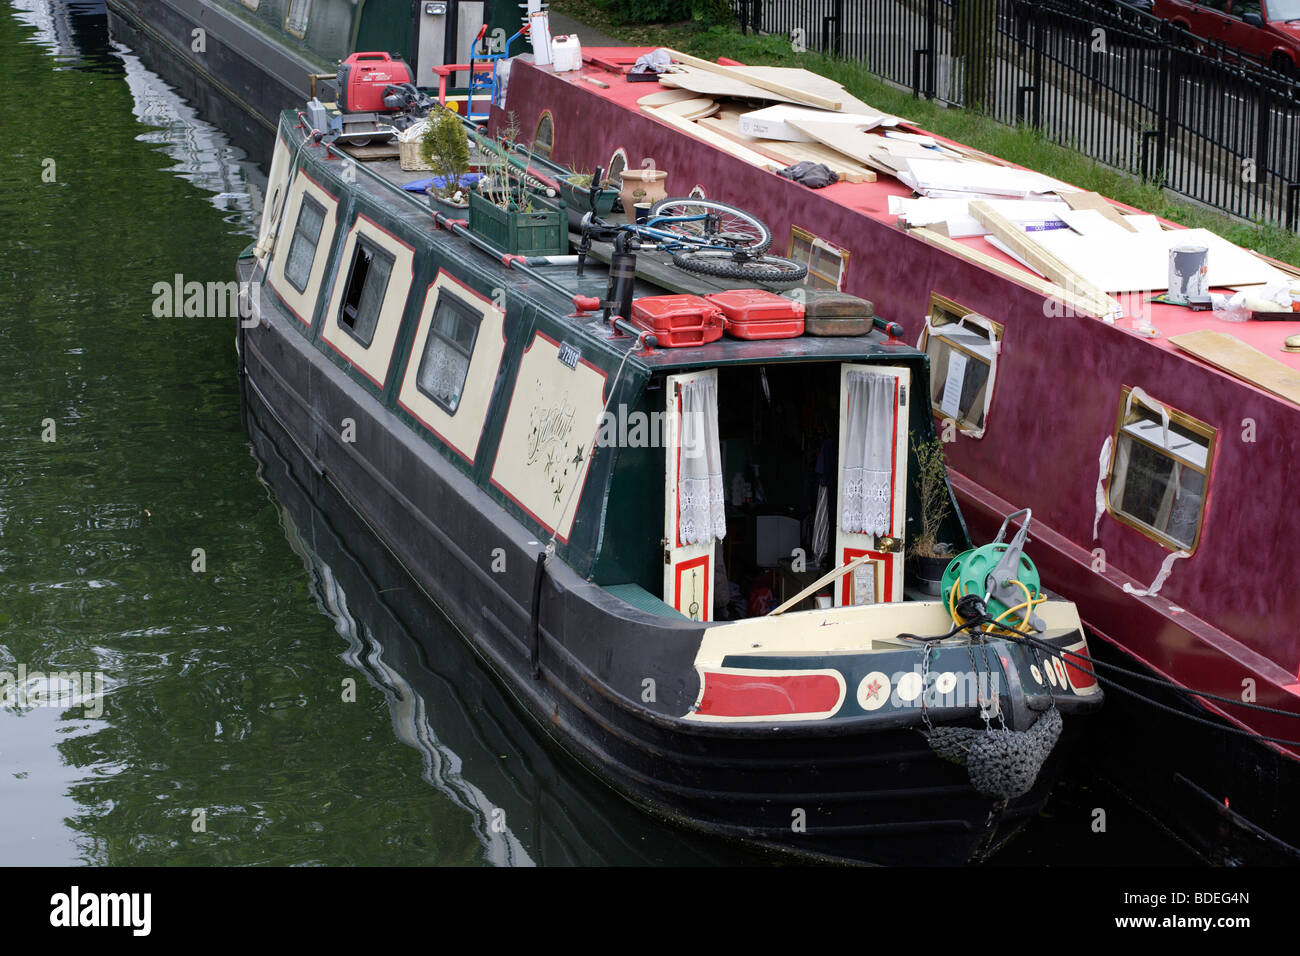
[649,198,772,254]
[671,249,808,283]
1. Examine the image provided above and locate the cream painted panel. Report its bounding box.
[490,335,607,542]
[692,599,1082,668]
[396,271,506,464]
[268,173,340,327]
[320,215,415,388]
[255,132,293,258]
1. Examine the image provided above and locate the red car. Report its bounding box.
[1153,0,1300,73]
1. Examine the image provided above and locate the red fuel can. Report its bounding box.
[706,289,805,340]
[629,295,724,348]
[337,52,414,113]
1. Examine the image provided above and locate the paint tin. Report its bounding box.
[1168,244,1209,304]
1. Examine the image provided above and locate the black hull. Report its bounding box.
[237,258,1090,866]
[246,404,788,864]
[1080,636,1300,866]
[106,0,317,127]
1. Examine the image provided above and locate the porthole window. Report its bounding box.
[338,237,394,348]
[533,111,554,160]
[789,225,848,290]
[267,183,284,227]
[283,195,325,293]
[919,293,1003,436]
[286,0,311,38]
[606,148,627,188]
[1107,387,1215,552]
[416,291,481,414]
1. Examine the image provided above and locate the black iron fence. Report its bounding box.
[734,0,1300,230]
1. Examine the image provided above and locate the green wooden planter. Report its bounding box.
[468,190,568,257]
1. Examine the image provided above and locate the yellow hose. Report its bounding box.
[946,569,1046,634]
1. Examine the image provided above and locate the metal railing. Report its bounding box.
[734,0,1300,230]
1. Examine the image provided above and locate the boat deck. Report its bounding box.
[333,131,908,370]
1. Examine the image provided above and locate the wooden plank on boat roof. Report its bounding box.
[657,67,794,103]
[725,65,874,114]
[657,97,719,121]
[786,121,943,176]
[664,49,842,110]
[969,200,1121,318]
[642,106,785,172]
[339,142,400,161]
[1057,190,1138,233]
[907,226,1113,320]
[1170,330,1300,406]
[637,88,699,108]
[695,116,875,182]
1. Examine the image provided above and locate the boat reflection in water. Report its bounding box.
[248,411,769,866]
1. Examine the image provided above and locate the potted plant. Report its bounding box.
[466,114,568,257]
[908,435,955,595]
[562,167,619,218]
[420,106,472,209]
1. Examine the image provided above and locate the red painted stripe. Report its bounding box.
[697,671,842,718]
[674,554,709,619]
[890,377,899,532]
[840,548,894,605]
[1063,639,1097,690]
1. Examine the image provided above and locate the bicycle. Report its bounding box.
[575,168,807,284]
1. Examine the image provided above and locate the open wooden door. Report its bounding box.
[834,364,909,606]
[664,369,722,622]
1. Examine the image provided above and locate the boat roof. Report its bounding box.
[540,48,1300,380]
[302,112,919,373]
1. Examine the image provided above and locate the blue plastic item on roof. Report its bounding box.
[402,173,480,193]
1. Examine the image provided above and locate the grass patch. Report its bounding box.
[549,3,1300,267]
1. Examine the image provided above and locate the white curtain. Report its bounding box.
[841,371,895,535]
[678,377,727,546]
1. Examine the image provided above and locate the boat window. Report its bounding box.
[284,195,326,294]
[338,238,394,349]
[1107,387,1215,552]
[533,111,554,161]
[416,290,481,414]
[789,226,848,290]
[919,293,1002,436]
[286,0,311,38]
[607,148,627,188]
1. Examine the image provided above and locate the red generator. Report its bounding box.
[629,295,724,348]
[336,52,414,113]
[706,289,805,340]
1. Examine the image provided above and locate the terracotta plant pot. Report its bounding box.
[618,167,667,223]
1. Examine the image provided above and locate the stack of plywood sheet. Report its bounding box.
[634,51,1288,315]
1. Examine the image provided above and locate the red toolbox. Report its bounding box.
[337,52,414,113]
[629,295,724,347]
[706,289,806,339]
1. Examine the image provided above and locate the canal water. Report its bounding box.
[0,1,1198,866]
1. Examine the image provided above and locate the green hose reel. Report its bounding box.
[940,543,1042,622]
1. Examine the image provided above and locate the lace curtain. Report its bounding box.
[419,339,469,411]
[841,371,895,535]
[678,377,727,546]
